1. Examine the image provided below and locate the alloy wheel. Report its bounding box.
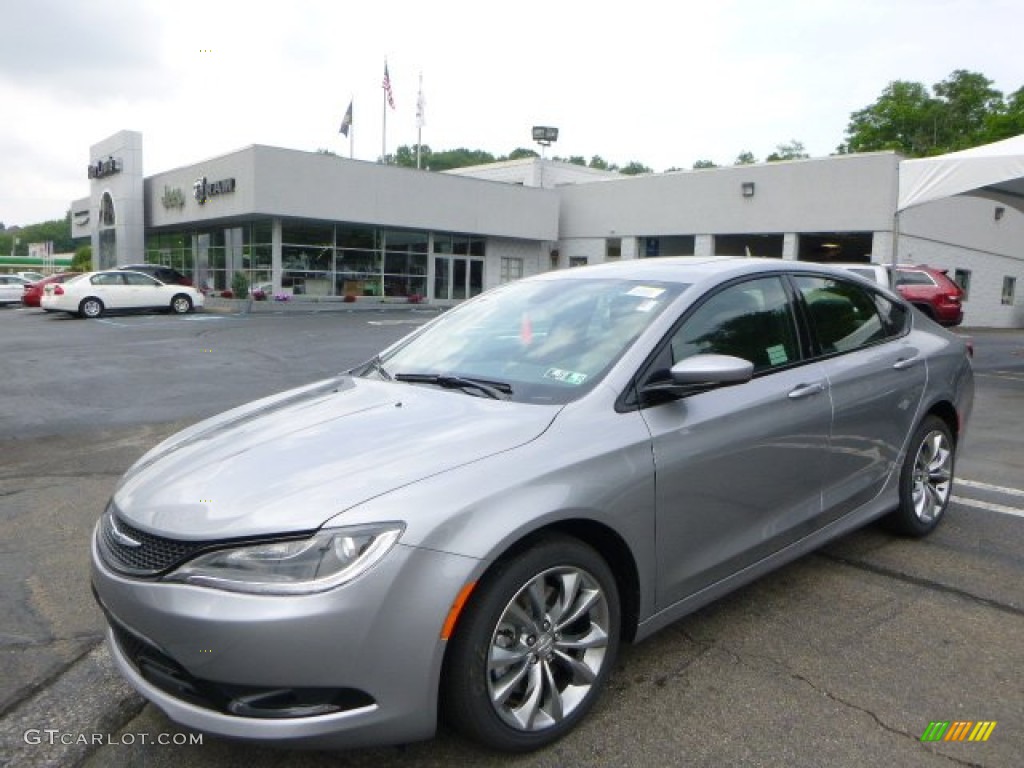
[911,429,953,524]
[486,565,611,732]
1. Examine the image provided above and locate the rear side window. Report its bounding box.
[92,273,125,286]
[894,270,936,287]
[794,276,894,354]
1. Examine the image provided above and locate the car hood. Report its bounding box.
[113,376,560,540]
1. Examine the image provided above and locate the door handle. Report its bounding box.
[893,356,922,370]
[788,382,825,400]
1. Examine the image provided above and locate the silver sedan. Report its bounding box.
[90,257,973,752]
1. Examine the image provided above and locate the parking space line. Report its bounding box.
[957,479,1024,498]
[951,495,1024,518]
[975,372,1024,382]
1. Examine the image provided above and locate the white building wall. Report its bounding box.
[897,237,1024,327]
[557,238,607,268]
[485,238,546,286]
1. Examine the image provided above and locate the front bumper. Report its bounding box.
[91,526,479,748]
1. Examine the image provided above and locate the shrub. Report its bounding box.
[231,271,250,299]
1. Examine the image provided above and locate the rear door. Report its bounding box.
[792,274,926,519]
[639,275,833,608]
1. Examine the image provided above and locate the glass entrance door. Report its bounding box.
[433,257,483,301]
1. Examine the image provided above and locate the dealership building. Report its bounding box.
[72,130,1024,327]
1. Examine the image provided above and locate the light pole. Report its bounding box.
[531,126,558,189]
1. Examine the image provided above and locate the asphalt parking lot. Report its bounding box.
[1,306,1022,767]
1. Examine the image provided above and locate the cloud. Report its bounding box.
[0,0,163,101]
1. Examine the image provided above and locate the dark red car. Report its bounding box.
[892,265,964,327]
[21,272,82,308]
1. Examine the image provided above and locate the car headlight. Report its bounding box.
[164,524,404,595]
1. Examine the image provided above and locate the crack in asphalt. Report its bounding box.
[0,636,104,720]
[691,639,987,768]
[0,631,104,651]
[817,552,1024,618]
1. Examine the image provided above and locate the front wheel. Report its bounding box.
[886,415,955,536]
[443,536,620,752]
[170,294,193,314]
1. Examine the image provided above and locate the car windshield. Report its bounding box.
[364,277,686,404]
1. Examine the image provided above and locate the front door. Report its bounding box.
[638,276,833,608]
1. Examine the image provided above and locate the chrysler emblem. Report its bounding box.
[109,516,142,548]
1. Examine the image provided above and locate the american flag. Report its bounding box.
[382,63,395,110]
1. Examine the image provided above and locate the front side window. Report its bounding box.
[794,276,888,355]
[122,272,161,287]
[668,276,800,373]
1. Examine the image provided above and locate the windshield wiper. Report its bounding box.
[394,373,512,400]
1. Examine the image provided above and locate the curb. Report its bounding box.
[200,300,446,316]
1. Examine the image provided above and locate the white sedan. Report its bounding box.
[41,270,205,318]
[0,274,31,305]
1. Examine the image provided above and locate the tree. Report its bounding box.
[734,151,758,165]
[692,159,718,169]
[588,155,610,170]
[840,70,1015,157]
[71,245,92,272]
[506,148,539,160]
[984,86,1024,142]
[932,70,1003,150]
[619,161,652,176]
[766,140,809,162]
[841,80,941,155]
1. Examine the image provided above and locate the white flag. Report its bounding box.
[416,73,426,128]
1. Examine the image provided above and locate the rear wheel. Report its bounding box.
[443,536,620,752]
[886,415,955,536]
[79,298,104,318]
[170,294,193,314]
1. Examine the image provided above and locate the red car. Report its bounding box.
[22,273,82,308]
[892,265,964,327]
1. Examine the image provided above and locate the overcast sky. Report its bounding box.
[1,0,1021,227]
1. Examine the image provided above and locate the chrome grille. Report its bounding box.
[97,510,217,577]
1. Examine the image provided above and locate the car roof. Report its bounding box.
[526,256,871,287]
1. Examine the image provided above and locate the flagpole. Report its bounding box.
[416,72,423,169]
[349,95,354,159]
[382,60,388,164]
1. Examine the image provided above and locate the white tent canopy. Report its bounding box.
[898,133,1024,214]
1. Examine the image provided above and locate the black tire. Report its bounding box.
[886,415,955,537]
[170,294,193,314]
[443,535,620,752]
[79,297,104,318]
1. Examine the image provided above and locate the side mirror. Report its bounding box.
[641,354,754,401]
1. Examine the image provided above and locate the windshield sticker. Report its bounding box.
[544,368,588,386]
[766,345,789,365]
[626,286,666,299]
